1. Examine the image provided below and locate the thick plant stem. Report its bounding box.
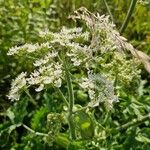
[64,62,76,140]
[102,0,114,22]
[120,0,137,34]
[117,113,150,131]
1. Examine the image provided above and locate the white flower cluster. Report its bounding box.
[101,52,141,87]
[70,7,135,55]
[27,62,63,92]
[7,26,92,101]
[7,62,63,101]
[90,14,129,54]
[70,7,150,74]
[79,77,95,100]
[40,27,89,45]
[8,72,27,101]
[39,27,91,66]
[70,8,117,53]
[33,51,58,67]
[79,72,118,108]
[67,43,91,66]
[7,42,50,56]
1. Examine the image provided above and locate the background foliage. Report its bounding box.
[0,0,150,149]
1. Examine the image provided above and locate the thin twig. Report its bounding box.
[120,0,137,33]
[117,113,150,131]
[22,124,48,137]
[102,0,114,22]
[24,89,37,106]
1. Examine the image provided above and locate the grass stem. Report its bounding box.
[102,0,114,22]
[120,0,137,33]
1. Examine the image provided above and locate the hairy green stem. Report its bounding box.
[55,87,69,106]
[120,0,137,33]
[64,61,76,140]
[117,113,150,131]
[102,0,114,22]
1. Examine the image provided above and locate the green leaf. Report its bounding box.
[81,122,91,130]
[13,97,28,124]
[31,107,48,131]
[74,110,95,139]
[6,97,28,124]
[55,134,70,149]
[6,108,15,123]
[136,134,150,144]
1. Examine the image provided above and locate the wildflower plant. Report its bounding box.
[6,7,150,148]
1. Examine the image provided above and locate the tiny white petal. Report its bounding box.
[54,78,62,87]
[35,84,44,92]
[43,76,54,84]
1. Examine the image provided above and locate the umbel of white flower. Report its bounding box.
[7,8,141,108]
[80,71,118,108]
[8,72,27,101]
[7,27,92,102]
